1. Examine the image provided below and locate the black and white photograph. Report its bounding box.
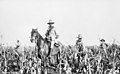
[0,0,120,74]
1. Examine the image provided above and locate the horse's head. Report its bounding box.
[30,28,38,43]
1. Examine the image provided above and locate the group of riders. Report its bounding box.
[0,20,120,74]
[30,20,119,74]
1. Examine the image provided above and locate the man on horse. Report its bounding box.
[45,20,59,49]
[99,38,108,58]
[100,39,108,49]
[75,34,84,52]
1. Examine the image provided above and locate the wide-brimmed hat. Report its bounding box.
[76,34,82,38]
[100,38,105,42]
[47,19,55,25]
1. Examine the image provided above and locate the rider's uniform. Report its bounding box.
[75,34,84,52]
[45,20,59,48]
[99,39,108,57]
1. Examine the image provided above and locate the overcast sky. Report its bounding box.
[0,0,120,46]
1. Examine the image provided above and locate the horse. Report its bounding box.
[30,28,62,73]
[30,28,51,73]
[30,28,51,59]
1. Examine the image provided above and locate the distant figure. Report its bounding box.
[75,34,84,52]
[100,38,108,49]
[99,38,108,57]
[15,40,21,49]
[45,20,59,49]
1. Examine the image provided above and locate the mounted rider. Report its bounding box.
[45,20,59,49]
[100,38,108,49]
[99,38,108,57]
[75,34,84,52]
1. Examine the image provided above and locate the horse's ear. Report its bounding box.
[32,28,34,31]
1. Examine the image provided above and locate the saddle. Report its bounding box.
[54,43,60,47]
[45,37,51,44]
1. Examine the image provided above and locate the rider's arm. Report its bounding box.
[53,29,59,39]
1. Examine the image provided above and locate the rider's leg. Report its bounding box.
[47,41,51,57]
[51,40,55,48]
